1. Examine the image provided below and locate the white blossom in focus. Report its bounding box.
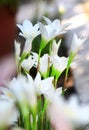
[17,19,40,40]
[51,55,68,77]
[39,16,69,43]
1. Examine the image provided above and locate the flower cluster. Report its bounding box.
[0,16,88,130]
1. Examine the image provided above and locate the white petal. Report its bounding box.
[51,56,68,72]
[52,19,61,29]
[38,22,48,39]
[17,24,23,33]
[23,19,33,32]
[21,57,35,71]
[23,38,32,53]
[71,33,86,53]
[40,54,49,74]
[43,16,52,24]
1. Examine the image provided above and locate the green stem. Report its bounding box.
[37,96,42,130]
[24,112,30,130]
[37,49,41,72]
[33,115,37,130]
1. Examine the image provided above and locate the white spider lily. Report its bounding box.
[47,95,89,128]
[66,34,86,78]
[17,20,40,55]
[39,17,69,50]
[9,74,37,108]
[51,56,68,79]
[34,72,54,95]
[0,100,17,127]
[17,19,40,40]
[21,56,35,72]
[71,33,86,54]
[50,39,61,56]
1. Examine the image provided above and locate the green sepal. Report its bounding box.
[51,65,61,81]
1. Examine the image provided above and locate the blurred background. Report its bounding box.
[0,0,89,87]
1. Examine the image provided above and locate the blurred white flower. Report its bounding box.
[17,19,40,40]
[50,39,61,56]
[0,87,15,101]
[71,33,86,54]
[39,16,69,43]
[9,74,37,108]
[0,100,17,127]
[48,95,89,129]
[45,87,62,101]
[34,72,54,95]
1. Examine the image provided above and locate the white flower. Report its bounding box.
[9,74,37,108]
[45,87,62,101]
[47,95,89,129]
[71,33,86,53]
[51,55,68,78]
[50,39,61,56]
[17,20,40,54]
[39,16,69,43]
[0,100,17,127]
[0,87,15,101]
[21,56,35,72]
[17,19,40,40]
[34,72,54,95]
